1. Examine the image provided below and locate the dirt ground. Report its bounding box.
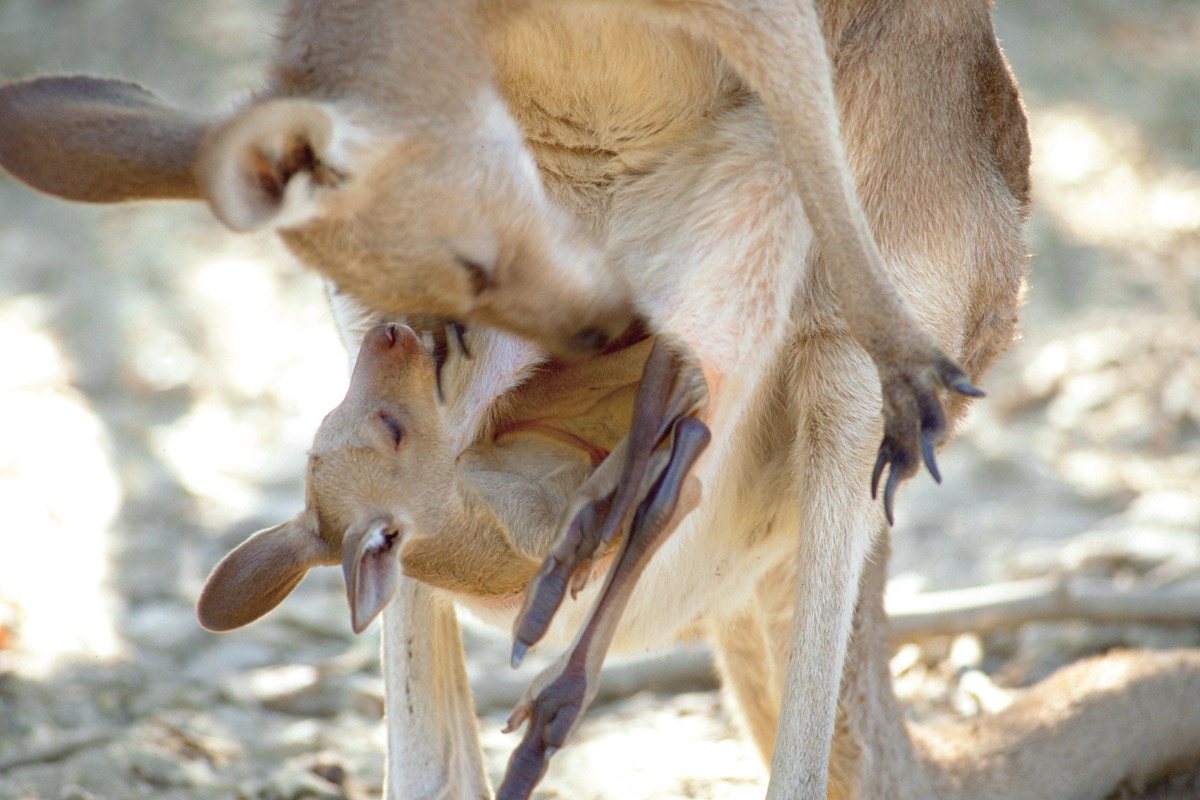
[0,1,1198,799]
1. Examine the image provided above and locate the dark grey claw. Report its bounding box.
[947,375,985,398]
[450,321,470,358]
[430,323,450,403]
[921,433,941,484]
[870,356,986,523]
[871,445,891,500]
[511,641,528,669]
[883,461,901,526]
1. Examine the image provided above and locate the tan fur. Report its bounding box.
[0,1,634,360]
[9,2,1195,799]
[211,319,1200,800]
[197,324,653,634]
[0,0,984,430]
[717,538,1200,800]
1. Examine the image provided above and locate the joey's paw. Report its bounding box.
[871,355,982,524]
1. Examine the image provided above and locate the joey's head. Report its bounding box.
[197,324,453,634]
[0,74,633,359]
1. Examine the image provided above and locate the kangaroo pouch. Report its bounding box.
[399,336,655,601]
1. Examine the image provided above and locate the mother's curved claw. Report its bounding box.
[872,355,983,525]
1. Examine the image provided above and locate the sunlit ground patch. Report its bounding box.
[0,299,122,672]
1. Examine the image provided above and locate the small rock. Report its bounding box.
[309,755,348,787]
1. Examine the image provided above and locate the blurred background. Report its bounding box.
[0,1,1197,798]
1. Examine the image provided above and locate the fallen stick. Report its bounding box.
[471,645,717,712]
[887,575,1200,640]
[0,727,117,773]
[473,578,1200,709]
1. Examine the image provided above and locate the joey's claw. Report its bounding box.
[511,641,528,669]
[569,560,593,598]
[512,553,575,661]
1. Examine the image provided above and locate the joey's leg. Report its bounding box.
[511,338,708,663]
[497,414,711,800]
[380,578,490,800]
[674,0,981,522]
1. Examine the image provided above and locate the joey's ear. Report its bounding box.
[199,98,365,232]
[196,512,333,632]
[342,516,409,634]
[0,76,207,202]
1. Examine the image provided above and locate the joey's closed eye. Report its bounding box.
[455,255,491,296]
[379,412,406,447]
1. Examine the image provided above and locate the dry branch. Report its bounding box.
[0,727,118,773]
[472,579,1200,710]
[887,576,1200,641]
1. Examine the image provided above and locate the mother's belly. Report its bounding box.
[487,5,742,181]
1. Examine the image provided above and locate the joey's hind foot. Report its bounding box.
[499,414,708,800]
[511,339,708,662]
[497,658,586,800]
[871,353,982,525]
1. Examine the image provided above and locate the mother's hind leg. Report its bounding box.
[765,334,889,800]
[710,568,790,764]
[712,515,924,800]
[497,101,812,795]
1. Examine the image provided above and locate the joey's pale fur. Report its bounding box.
[5,0,1199,798]
[198,322,652,635]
